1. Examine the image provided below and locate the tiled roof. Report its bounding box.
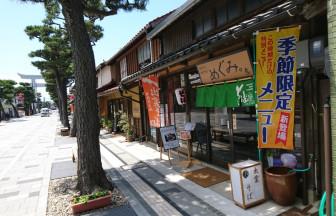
[120,0,303,85]
[96,10,175,71]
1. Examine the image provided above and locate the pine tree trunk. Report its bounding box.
[61,0,112,194]
[56,84,63,124]
[0,102,4,121]
[10,103,19,118]
[57,97,62,121]
[54,70,69,128]
[60,78,70,128]
[70,107,77,137]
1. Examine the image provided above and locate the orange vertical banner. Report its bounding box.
[256,26,300,150]
[142,76,160,128]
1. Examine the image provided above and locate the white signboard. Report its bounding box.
[229,160,265,209]
[175,88,186,105]
[241,165,264,206]
[160,126,180,150]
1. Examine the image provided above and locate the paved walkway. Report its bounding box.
[99,134,253,216]
[0,115,57,216]
[99,132,319,216]
[0,115,317,215]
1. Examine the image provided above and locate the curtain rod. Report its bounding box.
[193,77,253,88]
[253,24,301,35]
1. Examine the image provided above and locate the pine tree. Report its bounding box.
[20,0,148,194]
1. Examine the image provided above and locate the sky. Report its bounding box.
[0,0,186,100]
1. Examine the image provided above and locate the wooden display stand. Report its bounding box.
[229,160,266,209]
[180,130,193,168]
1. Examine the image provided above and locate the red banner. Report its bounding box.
[142,76,160,128]
[275,112,290,145]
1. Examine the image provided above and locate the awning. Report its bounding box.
[97,86,120,98]
[196,79,255,108]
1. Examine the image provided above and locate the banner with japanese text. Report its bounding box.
[142,76,160,128]
[256,26,300,150]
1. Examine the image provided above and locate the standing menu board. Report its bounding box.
[160,126,180,150]
[229,160,265,209]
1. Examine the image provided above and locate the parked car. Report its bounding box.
[41,108,50,117]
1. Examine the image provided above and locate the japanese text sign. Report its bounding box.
[142,76,160,128]
[256,26,300,150]
[175,88,186,105]
[197,50,253,84]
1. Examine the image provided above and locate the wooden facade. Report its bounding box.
[153,0,283,58]
[96,0,331,206]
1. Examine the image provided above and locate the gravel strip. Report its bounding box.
[46,176,128,215]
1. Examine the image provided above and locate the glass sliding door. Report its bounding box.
[231,106,258,162]
[209,107,232,167]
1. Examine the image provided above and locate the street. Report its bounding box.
[0,114,57,216]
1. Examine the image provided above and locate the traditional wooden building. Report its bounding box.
[119,0,329,205]
[97,12,173,138]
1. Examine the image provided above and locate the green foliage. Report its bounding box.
[100,117,113,129]
[0,80,17,103]
[117,112,133,136]
[73,190,109,204]
[106,119,113,129]
[100,117,107,127]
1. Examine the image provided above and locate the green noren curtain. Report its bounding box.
[196,79,255,108]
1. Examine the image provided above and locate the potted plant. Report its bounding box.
[106,119,113,133]
[117,112,134,141]
[71,190,112,214]
[266,150,274,167]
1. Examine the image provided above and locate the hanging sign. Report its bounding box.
[256,26,300,150]
[195,79,255,108]
[142,76,160,128]
[197,50,253,84]
[160,126,180,150]
[175,88,186,105]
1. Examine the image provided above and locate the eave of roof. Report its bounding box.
[121,0,304,85]
[95,10,175,73]
[147,0,203,40]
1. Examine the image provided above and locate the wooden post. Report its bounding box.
[168,149,172,166]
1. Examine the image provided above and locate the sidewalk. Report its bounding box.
[49,130,318,216]
[99,131,319,216]
[0,115,57,216]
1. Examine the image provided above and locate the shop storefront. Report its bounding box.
[121,0,330,205]
[98,85,142,137]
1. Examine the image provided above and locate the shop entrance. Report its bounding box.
[208,107,258,167]
[107,99,128,133]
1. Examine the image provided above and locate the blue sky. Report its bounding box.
[0,0,185,99]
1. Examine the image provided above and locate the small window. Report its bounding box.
[227,0,240,21]
[193,13,215,38]
[137,41,151,66]
[120,57,127,79]
[245,0,261,12]
[203,14,215,33]
[194,18,203,38]
[216,6,227,27]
